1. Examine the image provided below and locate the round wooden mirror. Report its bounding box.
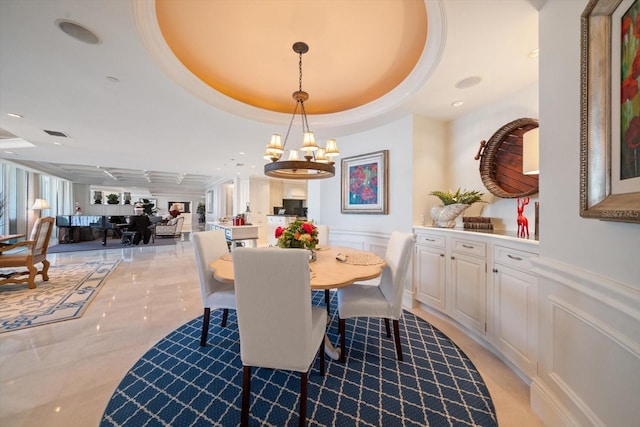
[475,117,539,198]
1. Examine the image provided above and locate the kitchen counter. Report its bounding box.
[207,222,260,248]
[413,225,539,246]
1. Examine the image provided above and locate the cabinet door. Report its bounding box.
[493,264,537,378]
[414,244,446,311]
[450,252,486,334]
[249,179,270,243]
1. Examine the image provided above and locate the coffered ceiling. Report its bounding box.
[0,0,540,197]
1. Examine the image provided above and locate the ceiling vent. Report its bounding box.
[44,130,68,137]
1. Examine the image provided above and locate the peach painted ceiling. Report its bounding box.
[155,0,427,115]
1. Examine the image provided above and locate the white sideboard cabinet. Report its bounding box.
[413,226,539,380]
[491,243,539,378]
[414,233,447,311]
[450,237,487,335]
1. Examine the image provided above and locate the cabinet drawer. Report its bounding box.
[451,238,486,257]
[494,245,537,271]
[416,233,445,248]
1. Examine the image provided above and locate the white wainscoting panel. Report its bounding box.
[531,256,640,427]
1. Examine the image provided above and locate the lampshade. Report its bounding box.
[30,198,50,210]
[522,128,539,175]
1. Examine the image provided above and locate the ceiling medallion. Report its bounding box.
[263,42,339,180]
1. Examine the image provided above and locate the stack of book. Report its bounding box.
[462,216,493,230]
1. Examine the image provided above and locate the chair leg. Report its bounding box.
[41,259,50,281]
[299,371,308,427]
[241,366,251,427]
[221,308,229,327]
[319,339,325,376]
[393,319,403,361]
[339,318,346,363]
[200,308,210,346]
[384,318,391,337]
[324,289,331,318]
[27,265,37,289]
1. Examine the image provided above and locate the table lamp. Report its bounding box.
[30,198,50,219]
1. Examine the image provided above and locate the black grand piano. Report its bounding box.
[55,215,128,245]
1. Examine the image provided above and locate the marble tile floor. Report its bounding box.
[0,233,542,427]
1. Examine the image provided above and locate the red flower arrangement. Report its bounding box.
[275,220,318,249]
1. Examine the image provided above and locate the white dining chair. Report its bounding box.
[233,247,326,427]
[337,231,415,362]
[193,230,236,346]
[315,224,329,247]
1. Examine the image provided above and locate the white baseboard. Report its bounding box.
[530,377,580,427]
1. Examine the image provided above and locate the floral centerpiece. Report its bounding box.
[275,220,319,250]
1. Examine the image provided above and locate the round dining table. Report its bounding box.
[208,246,387,359]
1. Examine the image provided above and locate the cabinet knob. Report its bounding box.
[492,268,498,273]
[451,256,455,260]
[440,253,445,257]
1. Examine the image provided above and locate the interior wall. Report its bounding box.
[412,116,447,227]
[447,83,539,230]
[312,116,414,234]
[530,2,640,426]
[539,0,639,287]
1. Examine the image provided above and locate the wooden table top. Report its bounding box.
[209,246,386,290]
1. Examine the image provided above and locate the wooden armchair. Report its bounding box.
[0,216,54,289]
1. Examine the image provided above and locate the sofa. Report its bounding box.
[155,216,184,238]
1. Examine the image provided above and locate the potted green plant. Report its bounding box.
[106,193,120,204]
[140,198,158,216]
[196,202,206,223]
[429,188,485,228]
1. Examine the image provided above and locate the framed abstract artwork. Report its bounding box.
[341,150,389,214]
[168,201,190,213]
[580,0,640,223]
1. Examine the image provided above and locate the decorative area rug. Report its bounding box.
[0,261,120,333]
[101,291,497,426]
[48,237,177,254]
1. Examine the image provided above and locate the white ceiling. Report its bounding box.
[0,0,540,198]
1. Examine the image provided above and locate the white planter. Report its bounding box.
[430,203,470,228]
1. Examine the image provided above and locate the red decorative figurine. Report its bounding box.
[517,197,530,238]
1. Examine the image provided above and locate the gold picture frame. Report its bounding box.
[341,150,389,214]
[580,0,640,223]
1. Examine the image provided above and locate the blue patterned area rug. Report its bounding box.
[0,261,120,333]
[101,291,497,426]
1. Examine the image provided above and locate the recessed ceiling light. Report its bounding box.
[239,152,245,155]
[4,151,14,154]
[55,19,100,44]
[528,48,540,58]
[53,142,63,146]
[454,76,482,89]
[7,113,22,118]
[451,101,464,108]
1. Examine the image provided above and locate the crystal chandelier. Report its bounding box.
[264,42,339,179]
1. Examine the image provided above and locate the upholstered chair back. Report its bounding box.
[193,230,232,305]
[233,247,324,372]
[378,232,415,319]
